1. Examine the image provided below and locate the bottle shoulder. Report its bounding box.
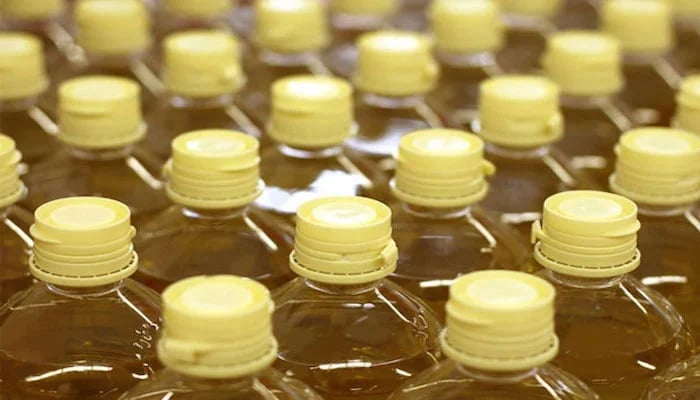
[389,360,599,400]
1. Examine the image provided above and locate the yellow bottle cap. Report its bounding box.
[255,0,330,53]
[166,130,262,210]
[442,270,558,371]
[611,128,700,206]
[392,129,495,208]
[542,31,623,97]
[1,0,64,19]
[0,32,49,100]
[75,0,151,56]
[291,196,398,285]
[164,0,233,18]
[673,75,700,136]
[532,190,641,278]
[269,75,354,148]
[58,76,145,149]
[602,0,673,56]
[0,135,25,209]
[496,0,561,17]
[164,30,245,98]
[29,197,137,287]
[430,0,504,54]
[478,75,563,148]
[158,275,277,379]
[331,0,398,16]
[355,31,438,97]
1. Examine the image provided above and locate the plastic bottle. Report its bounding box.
[119,275,323,400]
[22,76,169,223]
[673,74,700,136]
[256,75,379,221]
[532,190,695,400]
[0,32,60,164]
[473,75,596,234]
[273,196,442,400]
[0,135,32,304]
[389,270,600,400]
[0,0,74,79]
[239,0,331,126]
[0,196,162,399]
[388,129,530,318]
[345,30,443,174]
[324,0,399,78]
[609,127,700,336]
[601,0,681,126]
[497,0,562,73]
[135,129,293,292]
[428,0,505,129]
[69,0,164,106]
[147,30,260,160]
[542,30,635,186]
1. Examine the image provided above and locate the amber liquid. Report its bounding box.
[273,279,441,400]
[500,28,545,73]
[0,107,60,165]
[428,63,490,129]
[619,62,677,126]
[0,208,33,304]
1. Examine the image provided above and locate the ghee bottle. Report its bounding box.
[673,74,700,136]
[542,30,633,186]
[532,190,695,400]
[135,129,294,293]
[148,30,260,160]
[240,0,331,126]
[428,0,506,129]
[273,196,442,400]
[346,30,442,174]
[602,0,680,126]
[256,75,378,221]
[119,275,324,400]
[325,0,399,78]
[473,75,596,235]
[0,135,32,304]
[0,197,162,399]
[609,127,700,336]
[0,32,60,164]
[69,0,164,105]
[389,270,599,400]
[389,129,530,318]
[22,76,169,222]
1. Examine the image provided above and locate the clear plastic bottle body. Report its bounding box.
[134,205,294,293]
[538,269,695,400]
[272,277,442,400]
[256,144,379,220]
[389,203,531,319]
[0,97,60,164]
[21,146,169,223]
[642,353,700,400]
[389,359,600,400]
[0,279,162,399]
[633,205,700,337]
[146,95,260,160]
[119,367,324,400]
[0,206,33,304]
[500,25,547,73]
[618,56,679,126]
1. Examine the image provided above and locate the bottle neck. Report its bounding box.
[560,94,614,110]
[623,52,664,66]
[304,278,379,295]
[0,96,39,112]
[258,49,317,67]
[277,143,343,160]
[401,203,472,220]
[175,373,257,391]
[84,51,145,68]
[68,145,134,161]
[362,92,424,109]
[181,206,249,221]
[46,280,125,298]
[455,363,538,384]
[485,142,549,160]
[168,93,233,109]
[331,13,388,31]
[436,50,498,68]
[543,269,623,289]
[636,202,695,218]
